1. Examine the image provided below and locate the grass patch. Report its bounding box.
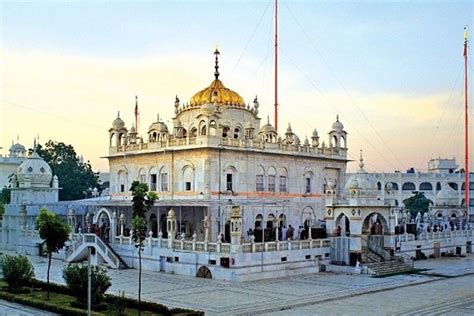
[0,279,202,315]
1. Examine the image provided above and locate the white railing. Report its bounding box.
[65,234,120,268]
[110,232,332,254]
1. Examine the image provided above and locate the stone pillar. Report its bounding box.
[230,206,242,253]
[203,215,210,242]
[119,213,125,236]
[167,208,177,248]
[19,206,27,231]
[110,211,117,242]
[67,209,76,238]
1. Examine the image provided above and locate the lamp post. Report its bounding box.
[87,246,92,316]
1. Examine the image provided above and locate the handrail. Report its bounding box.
[65,234,120,268]
[360,235,414,269]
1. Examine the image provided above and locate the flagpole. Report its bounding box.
[135,95,139,132]
[464,27,469,217]
[274,0,278,132]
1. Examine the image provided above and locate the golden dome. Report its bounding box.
[190,79,245,107]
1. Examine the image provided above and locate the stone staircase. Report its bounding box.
[360,235,414,277]
[361,249,413,276]
[65,233,127,269]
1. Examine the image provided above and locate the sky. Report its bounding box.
[1,0,473,173]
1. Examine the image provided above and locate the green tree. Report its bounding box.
[1,254,35,291]
[130,181,157,316]
[63,263,111,304]
[36,208,71,300]
[403,191,433,217]
[32,141,99,201]
[0,186,11,205]
[130,181,158,218]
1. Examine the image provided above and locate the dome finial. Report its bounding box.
[117,111,120,118]
[267,115,270,125]
[157,113,160,122]
[214,48,220,80]
[336,114,339,122]
[359,149,365,171]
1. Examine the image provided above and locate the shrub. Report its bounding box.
[1,254,34,290]
[63,263,111,304]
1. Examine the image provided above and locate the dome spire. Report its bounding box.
[359,149,365,171]
[214,48,220,80]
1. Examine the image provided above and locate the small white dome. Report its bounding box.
[259,123,277,134]
[168,208,176,217]
[112,115,125,130]
[436,181,458,206]
[149,121,169,133]
[312,129,319,138]
[9,143,26,153]
[331,115,344,132]
[16,151,53,188]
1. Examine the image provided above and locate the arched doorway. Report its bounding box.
[196,266,212,279]
[335,213,350,237]
[362,212,389,236]
[93,208,112,242]
[160,214,168,239]
[150,214,158,237]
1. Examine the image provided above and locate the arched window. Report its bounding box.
[138,168,146,184]
[436,182,441,191]
[118,133,125,146]
[402,182,416,191]
[190,127,197,137]
[377,182,382,190]
[110,133,115,147]
[267,167,277,192]
[255,214,263,229]
[256,165,265,192]
[182,166,194,191]
[233,127,241,139]
[222,126,230,138]
[160,166,169,192]
[267,214,275,229]
[149,167,158,191]
[224,165,237,192]
[279,168,288,192]
[419,182,433,191]
[199,120,206,136]
[117,170,127,193]
[304,171,314,194]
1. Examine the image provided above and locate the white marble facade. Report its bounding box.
[104,50,349,241]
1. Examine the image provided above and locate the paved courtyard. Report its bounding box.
[0,299,56,316]
[2,253,473,315]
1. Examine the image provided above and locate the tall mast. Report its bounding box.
[134,95,139,132]
[274,0,278,132]
[464,27,469,216]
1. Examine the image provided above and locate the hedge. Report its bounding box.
[27,279,203,315]
[0,291,86,316]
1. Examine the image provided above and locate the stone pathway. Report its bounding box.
[0,299,57,316]
[10,253,474,315]
[265,274,474,315]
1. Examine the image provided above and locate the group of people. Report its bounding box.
[76,221,112,242]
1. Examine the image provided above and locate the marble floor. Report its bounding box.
[2,253,474,315]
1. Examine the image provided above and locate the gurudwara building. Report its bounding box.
[1,51,473,281]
